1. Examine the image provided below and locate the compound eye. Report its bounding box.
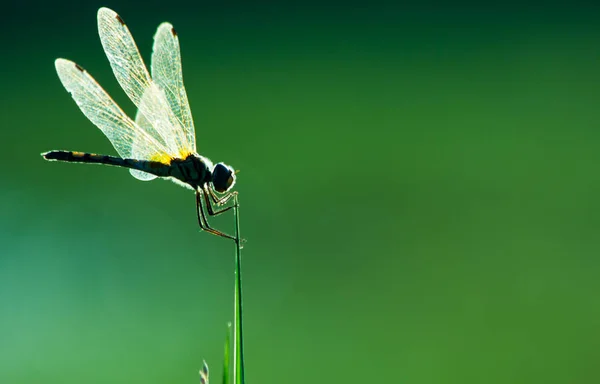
[213,163,235,192]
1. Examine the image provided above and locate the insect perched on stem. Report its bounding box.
[42,7,238,239]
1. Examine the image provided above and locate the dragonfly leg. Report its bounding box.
[203,186,236,216]
[208,185,237,206]
[195,191,212,230]
[195,190,235,240]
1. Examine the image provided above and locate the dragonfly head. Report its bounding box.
[212,162,236,193]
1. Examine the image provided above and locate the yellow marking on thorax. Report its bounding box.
[178,150,192,159]
[72,152,84,157]
[149,153,173,165]
[149,150,192,165]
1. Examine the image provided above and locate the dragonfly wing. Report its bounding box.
[97,7,193,159]
[151,22,196,152]
[55,58,170,172]
[130,108,158,181]
[130,169,158,181]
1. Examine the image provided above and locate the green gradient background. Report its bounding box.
[2,1,600,383]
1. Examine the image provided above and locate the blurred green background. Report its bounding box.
[2,1,600,383]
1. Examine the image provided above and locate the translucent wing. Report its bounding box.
[131,111,158,180]
[97,7,193,161]
[55,58,170,174]
[151,22,197,153]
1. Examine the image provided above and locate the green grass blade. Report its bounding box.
[222,323,232,384]
[232,194,246,384]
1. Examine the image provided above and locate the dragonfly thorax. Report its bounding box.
[169,154,235,193]
[167,153,212,189]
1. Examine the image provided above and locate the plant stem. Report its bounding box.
[233,194,245,384]
[221,323,231,384]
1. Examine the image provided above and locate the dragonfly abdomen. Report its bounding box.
[42,150,169,176]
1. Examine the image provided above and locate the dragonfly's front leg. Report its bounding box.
[195,190,235,240]
[202,186,236,217]
[208,185,237,206]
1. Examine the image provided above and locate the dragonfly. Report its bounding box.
[42,7,238,240]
